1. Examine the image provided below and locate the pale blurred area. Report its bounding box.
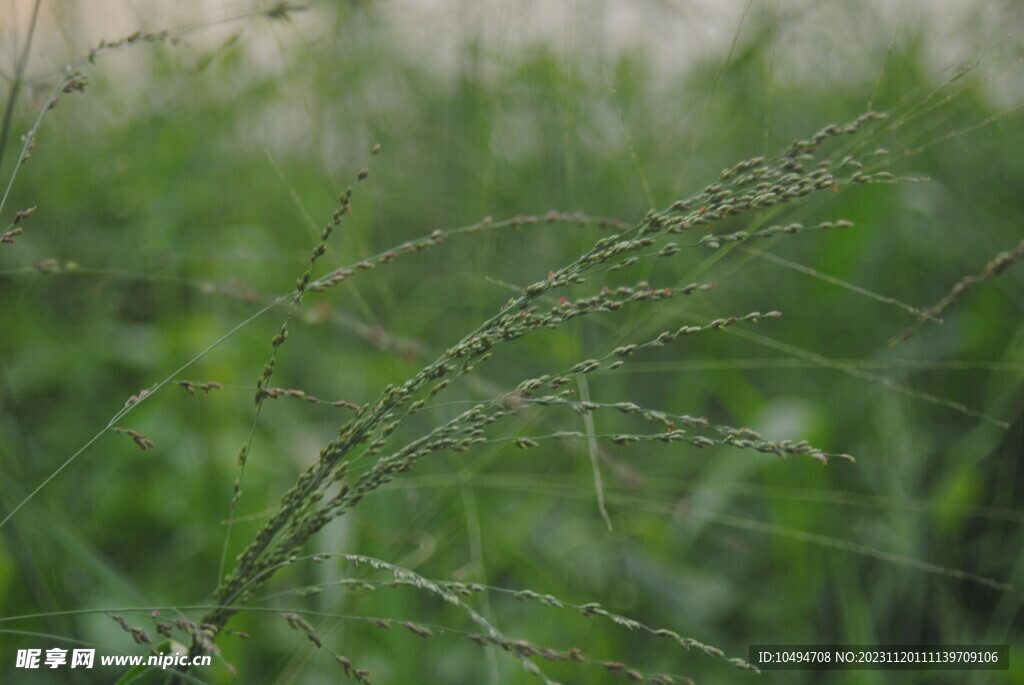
[4,0,1022,99]
[3,0,1020,194]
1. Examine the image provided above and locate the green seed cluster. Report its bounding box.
[255,182,359,407]
[307,210,628,294]
[204,112,885,640]
[893,237,1024,344]
[281,610,372,682]
[296,574,757,675]
[698,219,855,250]
[87,30,178,64]
[288,554,732,684]
[505,397,853,464]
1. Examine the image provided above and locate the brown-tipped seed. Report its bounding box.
[404,621,432,638]
[12,206,36,224]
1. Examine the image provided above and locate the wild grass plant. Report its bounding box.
[0,2,1022,684]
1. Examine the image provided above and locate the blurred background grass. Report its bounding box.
[0,1,1022,683]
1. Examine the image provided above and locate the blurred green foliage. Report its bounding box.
[0,2,1022,683]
